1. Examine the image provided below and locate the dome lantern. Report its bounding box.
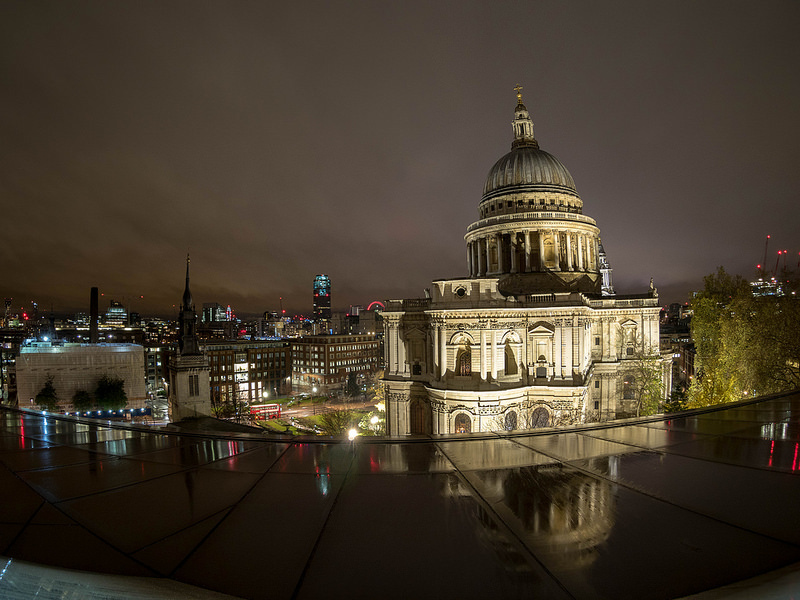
[511,84,538,149]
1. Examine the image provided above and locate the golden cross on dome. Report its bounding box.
[514,83,523,102]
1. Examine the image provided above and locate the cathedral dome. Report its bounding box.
[482,146,577,198]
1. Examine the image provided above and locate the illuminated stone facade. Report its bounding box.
[15,342,147,411]
[383,91,671,435]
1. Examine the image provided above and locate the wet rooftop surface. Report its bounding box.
[1,391,800,599]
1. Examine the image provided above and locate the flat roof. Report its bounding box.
[2,391,800,599]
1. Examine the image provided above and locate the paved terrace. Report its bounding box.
[1,392,800,599]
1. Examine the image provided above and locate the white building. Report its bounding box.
[383,90,671,435]
[15,342,147,411]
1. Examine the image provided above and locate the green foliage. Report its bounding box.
[35,376,59,411]
[72,389,94,411]
[627,351,664,417]
[94,375,128,410]
[688,267,800,408]
[318,409,357,436]
[662,388,688,413]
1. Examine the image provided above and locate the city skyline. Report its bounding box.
[2,2,799,316]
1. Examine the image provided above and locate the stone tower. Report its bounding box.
[169,255,212,420]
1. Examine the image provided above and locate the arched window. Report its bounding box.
[457,347,471,376]
[504,411,517,431]
[623,376,635,400]
[504,343,518,376]
[531,407,549,428]
[454,413,471,434]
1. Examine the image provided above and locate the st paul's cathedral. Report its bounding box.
[383,88,671,435]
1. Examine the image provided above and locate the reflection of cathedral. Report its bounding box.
[450,460,617,573]
[383,88,671,435]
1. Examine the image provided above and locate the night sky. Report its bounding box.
[3,1,799,317]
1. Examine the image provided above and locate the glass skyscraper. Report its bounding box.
[313,274,331,321]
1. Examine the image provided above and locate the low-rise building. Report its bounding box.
[15,342,147,411]
[291,334,380,394]
[203,340,292,404]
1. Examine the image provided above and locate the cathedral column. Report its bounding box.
[440,326,448,380]
[478,238,486,276]
[433,325,439,377]
[566,234,573,271]
[524,231,532,272]
[390,322,400,375]
[563,321,572,379]
[538,231,545,270]
[485,236,492,274]
[398,328,407,374]
[480,328,487,380]
[577,234,584,271]
[466,243,473,277]
[495,233,503,273]
[553,231,561,271]
[510,233,518,273]
[490,329,497,380]
[554,324,562,379]
[609,319,617,360]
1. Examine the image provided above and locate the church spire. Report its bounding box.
[511,84,538,149]
[178,254,200,355]
[182,253,193,311]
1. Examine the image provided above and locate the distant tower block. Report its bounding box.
[89,287,99,344]
[169,255,212,421]
[313,274,332,321]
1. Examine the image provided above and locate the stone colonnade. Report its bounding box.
[466,229,599,277]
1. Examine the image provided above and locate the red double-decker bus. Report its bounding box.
[250,403,282,420]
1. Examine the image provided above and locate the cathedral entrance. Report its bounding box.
[531,407,549,428]
[410,400,428,434]
[454,413,472,433]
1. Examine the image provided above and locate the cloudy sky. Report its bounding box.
[2,1,798,316]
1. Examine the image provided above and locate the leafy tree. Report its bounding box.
[95,375,127,410]
[626,351,664,417]
[72,389,94,411]
[688,266,800,407]
[687,267,752,407]
[318,409,357,436]
[35,376,59,411]
[662,388,688,413]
